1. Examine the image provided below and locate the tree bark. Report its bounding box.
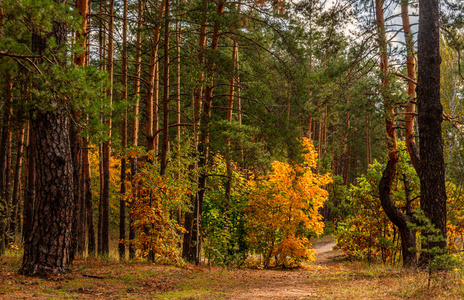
[119,0,128,261]
[145,0,166,153]
[160,0,170,176]
[100,0,114,257]
[97,0,106,256]
[129,0,144,261]
[19,108,74,275]
[401,2,420,172]
[417,0,446,265]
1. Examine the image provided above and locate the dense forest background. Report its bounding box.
[0,0,463,275]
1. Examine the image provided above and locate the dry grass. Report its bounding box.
[1,250,464,299]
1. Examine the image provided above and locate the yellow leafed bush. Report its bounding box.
[245,138,332,268]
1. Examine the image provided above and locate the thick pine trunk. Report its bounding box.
[417,0,446,265]
[19,109,74,275]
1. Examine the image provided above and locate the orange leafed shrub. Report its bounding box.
[245,138,332,268]
[124,147,193,263]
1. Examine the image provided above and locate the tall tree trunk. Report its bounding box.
[119,0,128,261]
[144,0,166,262]
[97,0,106,256]
[375,0,416,267]
[129,0,144,261]
[401,2,420,172]
[176,8,182,152]
[145,0,166,153]
[175,8,182,225]
[101,0,114,257]
[417,0,446,265]
[225,36,238,204]
[160,0,170,176]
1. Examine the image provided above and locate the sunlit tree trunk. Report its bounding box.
[401,2,419,171]
[225,37,238,204]
[145,0,166,153]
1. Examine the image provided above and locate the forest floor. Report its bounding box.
[1,236,464,299]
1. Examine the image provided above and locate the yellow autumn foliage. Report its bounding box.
[245,138,332,268]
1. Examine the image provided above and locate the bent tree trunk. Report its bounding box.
[19,109,74,275]
[375,0,416,267]
[379,160,416,267]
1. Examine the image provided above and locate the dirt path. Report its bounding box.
[312,238,341,265]
[226,238,343,299]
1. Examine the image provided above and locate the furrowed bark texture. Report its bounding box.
[417,0,447,264]
[19,109,74,275]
